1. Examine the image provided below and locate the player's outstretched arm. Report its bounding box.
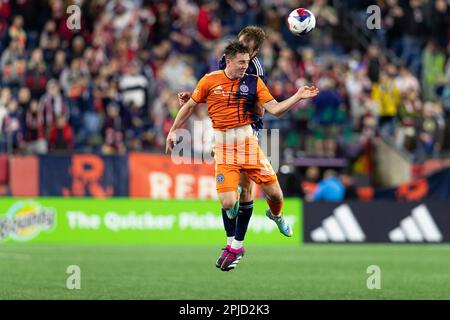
[262,86,319,117]
[165,98,198,153]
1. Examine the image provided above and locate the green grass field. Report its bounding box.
[1,244,450,299]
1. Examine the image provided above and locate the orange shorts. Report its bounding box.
[213,136,278,193]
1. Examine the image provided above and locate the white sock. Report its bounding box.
[227,237,234,246]
[231,239,244,250]
[269,209,282,219]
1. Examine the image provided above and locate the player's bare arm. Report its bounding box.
[165,97,198,153]
[262,86,319,117]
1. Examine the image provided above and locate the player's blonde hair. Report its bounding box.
[238,26,266,51]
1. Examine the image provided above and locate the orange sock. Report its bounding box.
[266,197,283,216]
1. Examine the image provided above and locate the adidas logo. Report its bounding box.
[389,204,442,242]
[213,85,223,94]
[310,204,366,242]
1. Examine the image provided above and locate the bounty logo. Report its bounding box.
[0,201,56,242]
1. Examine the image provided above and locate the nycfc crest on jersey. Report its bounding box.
[239,84,249,94]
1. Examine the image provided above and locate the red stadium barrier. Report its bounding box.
[10,156,39,196]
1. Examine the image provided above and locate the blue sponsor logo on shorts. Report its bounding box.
[216,174,225,183]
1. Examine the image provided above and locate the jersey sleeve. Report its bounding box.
[256,77,274,105]
[191,76,210,103]
[252,57,267,84]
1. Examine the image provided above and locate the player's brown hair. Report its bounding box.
[238,26,266,51]
[224,41,250,59]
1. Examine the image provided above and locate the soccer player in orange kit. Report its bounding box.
[166,42,319,271]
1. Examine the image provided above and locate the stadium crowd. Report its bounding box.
[0,0,449,170]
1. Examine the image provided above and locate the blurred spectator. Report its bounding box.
[359,98,379,142]
[309,0,339,52]
[442,80,450,115]
[422,40,446,101]
[39,79,69,131]
[394,65,420,97]
[301,166,320,199]
[396,89,422,151]
[307,169,345,202]
[415,101,444,162]
[101,102,126,155]
[433,101,447,153]
[39,20,60,64]
[26,48,48,99]
[17,86,30,118]
[119,60,149,110]
[339,172,358,200]
[0,1,11,22]
[60,57,89,130]
[371,72,401,137]
[396,0,425,77]
[0,11,9,54]
[312,77,344,157]
[105,0,138,38]
[224,0,260,35]
[311,0,339,28]
[159,54,197,92]
[8,15,26,47]
[23,99,47,154]
[50,49,66,79]
[2,99,22,151]
[10,0,44,33]
[70,35,86,61]
[424,0,449,50]
[382,0,404,48]
[170,2,201,56]
[1,40,26,90]
[345,63,371,128]
[49,115,74,152]
[59,58,89,100]
[365,45,383,83]
[149,1,172,44]
[197,1,222,41]
[0,87,11,133]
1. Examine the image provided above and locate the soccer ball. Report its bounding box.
[287,8,316,36]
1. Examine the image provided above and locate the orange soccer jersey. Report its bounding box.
[191,70,274,131]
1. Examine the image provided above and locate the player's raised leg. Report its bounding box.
[244,140,293,238]
[261,181,293,237]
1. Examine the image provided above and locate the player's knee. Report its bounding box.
[221,198,237,210]
[239,186,253,202]
[268,191,283,203]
